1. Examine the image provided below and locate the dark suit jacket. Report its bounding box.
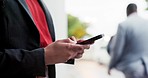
[0,0,56,78]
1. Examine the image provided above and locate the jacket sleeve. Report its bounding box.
[0,0,5,8]
[109,24,126,71]
[0,48,46,76]
[107,36,115,55]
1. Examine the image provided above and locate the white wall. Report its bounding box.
[44,0,67,40]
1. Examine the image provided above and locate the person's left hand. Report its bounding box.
[69,36,90,59]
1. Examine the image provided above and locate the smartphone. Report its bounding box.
[77,34,104,45]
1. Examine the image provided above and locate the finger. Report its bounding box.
[74,53,83,59]
[68,44,81,50]
[77,39,85,43]
[60,38,75,43]
[68,52,78,59]
[69,36,77,43]
[70,44,90,53]
[57,38,70,43]
[82,45,90,49]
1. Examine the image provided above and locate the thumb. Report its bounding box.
[59,38,74,43]
[69,36,77,43]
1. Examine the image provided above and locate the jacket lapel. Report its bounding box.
[17,0,55,41]
[17,0,36,25]
[38,0,55,41]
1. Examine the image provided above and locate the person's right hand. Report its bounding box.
[44,37,90,65]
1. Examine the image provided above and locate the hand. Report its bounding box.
[69,36,91,59]
[44,37,90,65]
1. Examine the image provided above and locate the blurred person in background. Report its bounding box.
[108,3,148,78]
[0,0,90,78]
[107,35,115,55]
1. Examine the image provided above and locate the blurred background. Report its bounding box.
[44,0,148,78]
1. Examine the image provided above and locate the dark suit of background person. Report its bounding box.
[108,3,148,78]
[0,0,90,78]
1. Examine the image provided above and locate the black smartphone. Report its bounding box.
[77,34,104,45]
